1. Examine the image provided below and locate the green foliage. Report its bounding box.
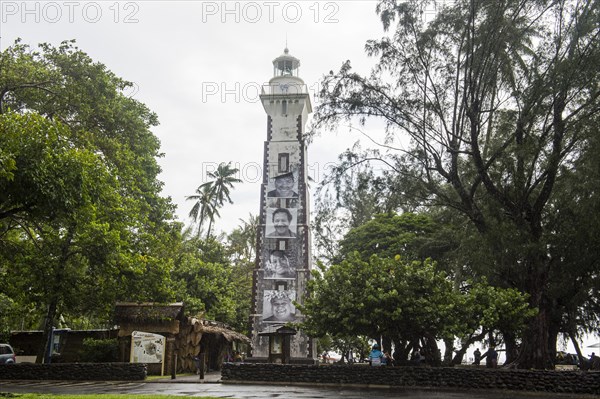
[338,212,453,262]
[79,338,119,363]
[0,40,254,360]
[314,0,600,368]
[172,230,252,334]
[0,40,179,359]
[0,293,17,342]
[302,254,454,340]
[187,162,242,239]
[301,253,534,362]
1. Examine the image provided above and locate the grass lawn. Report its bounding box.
[0,395,222,399]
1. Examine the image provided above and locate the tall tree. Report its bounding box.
[171,230,251,333]
[227,213,258,266]
[314,0,600,368]
[188,162,242,239]
[186,184,220,238]
[0,40,178,361]
[225,214,258,334]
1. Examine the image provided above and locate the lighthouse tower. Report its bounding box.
[247,49,316,363]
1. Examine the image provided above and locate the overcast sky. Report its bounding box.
[1,0,397,234]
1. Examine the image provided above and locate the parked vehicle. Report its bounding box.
[0,343,16,364]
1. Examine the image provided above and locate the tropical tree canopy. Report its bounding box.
[0,40,178,360]
[0,40,255,357]
[313,0,600,369]
[187,162,242,239]
[300,253,534,366]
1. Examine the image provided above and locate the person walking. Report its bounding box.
[473,348,482,365]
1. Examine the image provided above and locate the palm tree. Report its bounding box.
[228,213,259,263]
[186,184,219,238]
[188,162,242,239]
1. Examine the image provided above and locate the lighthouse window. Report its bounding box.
[278,240,287,251]
[282,100,287,115]
[278,153,289,173]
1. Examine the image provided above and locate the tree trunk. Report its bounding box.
[393,337,411,365]
[502,330,519,365]
[569,331,585,370]
[515,262,552,369]
[548,322,559,366]
[452,345,468,365]
[206,218,213,240]
[452,331,487,365]
[443,337,454,366]
[36,301,57,364]
[517,310,551,369]
[423,333,441,367]
[36,226,74,364]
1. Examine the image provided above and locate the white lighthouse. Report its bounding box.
[247,48,316,363]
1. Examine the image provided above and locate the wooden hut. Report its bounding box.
[114,302,249,375]
[114,302,185,375]
[176,317,250,373]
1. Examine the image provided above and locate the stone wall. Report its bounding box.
[0,363,147,381]
[221,363,600,395]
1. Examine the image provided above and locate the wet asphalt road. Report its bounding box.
[0,380,596,399]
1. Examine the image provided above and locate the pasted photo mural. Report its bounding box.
[262,238,299,279]
[266,208,297,238]
[262,290,296,323]
[267,171,299,198]
[263,248,296,279]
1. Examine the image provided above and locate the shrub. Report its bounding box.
[79,338,119,362]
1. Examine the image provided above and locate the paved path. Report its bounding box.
[1,379,597,399]
[150,371,223,384]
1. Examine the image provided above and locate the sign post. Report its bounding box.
[130,331,166,376]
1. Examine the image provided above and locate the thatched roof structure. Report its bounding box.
[113,303,248,344]
[185,317,250,344]
[114,302,185,324]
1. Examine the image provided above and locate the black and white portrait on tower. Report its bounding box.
[267,171,299,198]
[263,248,297,279]
[262,290,296,323]
[265,207,297,238]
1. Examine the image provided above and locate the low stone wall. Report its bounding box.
[221,363,600,395]
[0,363,147,381]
